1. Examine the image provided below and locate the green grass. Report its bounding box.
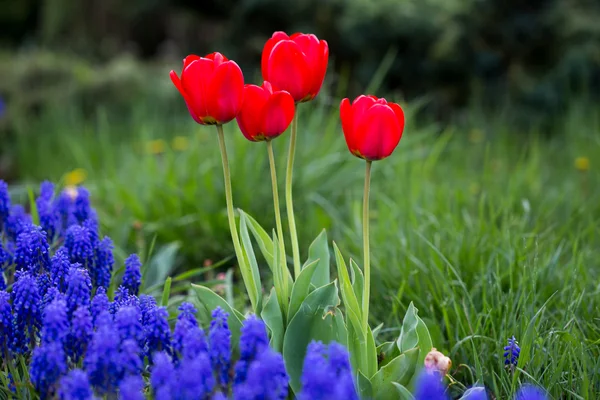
[8,94,600,398]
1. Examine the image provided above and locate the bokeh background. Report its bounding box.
[1,1,600,395]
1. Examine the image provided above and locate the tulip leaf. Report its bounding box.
[192,284,244,354]
[347,315,378,378]
[283,281,347,394]
[303,229,330,288]
[371,348,419,400]
[349,258,364,306]
[261,287,284,352]
[377,341,401,368]
[372,322,384,341]
[391,382,415,400]
[239,214,263,313]
[238,209,274,271]
[357,370,373,399]
[333,242,362,332]
[287,258,320,323]
[398,303,433,368]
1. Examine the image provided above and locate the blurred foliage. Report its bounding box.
[0,0,599,143]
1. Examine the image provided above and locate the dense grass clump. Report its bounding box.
[8,96,600,397]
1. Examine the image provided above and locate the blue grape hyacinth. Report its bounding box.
[122,254,142,295]
[504,336,521,370]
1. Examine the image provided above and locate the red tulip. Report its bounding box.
[261,32,329,103]
[236,81,295,142]
[170,52,244,125]
[340,95,405,161]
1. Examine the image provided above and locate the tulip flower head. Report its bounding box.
[170,53,244,125]
[262,32,329,103]
[340,95,405,161]
[236,81,295,142]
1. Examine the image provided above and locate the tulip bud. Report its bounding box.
[340,95,405,161]
[170,52,244,125]
[424,347,452,376]
[262,32,329,103]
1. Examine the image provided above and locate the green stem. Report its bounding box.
[362,160,372,334]
[216,125,257,311]
[286,111,301,279]
[267,140,290,305]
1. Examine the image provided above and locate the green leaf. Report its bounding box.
[239,210,274,271]
[288,259,320,322]
[143,242,181,291]
[261,287,285,352]
[371,348,419,399]
[377,341,400,368]
[192,284,244,353]
[28,187,39,226]
[349,259,364,306]
[357,370,373,399]
[271,230,289,320]
[398,303,433,369]
[304,229,330,288]
[161,277,171,307]
[283,281,347,394]
[333,243,362,332]
[348,318,378,378]
[372,322,384,341]
[239,215,263,313]
[391,382,415,400]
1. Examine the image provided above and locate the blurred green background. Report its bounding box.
[1,1,600,396]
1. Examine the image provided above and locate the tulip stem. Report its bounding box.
[267,140,290,307]
[362,160,372,334]
[216,125,258,311]
[286,111,301,280]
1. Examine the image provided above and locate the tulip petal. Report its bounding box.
[355,104,402,161]
[351,95,377,132]
[262,91,295,138]
[261,31,290,81]
[292,34,328,100]
[266,40,310,102]
[170,70,202,124]
[237,85,270,141]
[183,55,200,69]
[340,98,356,152]
[388,102,406,135]
[207,60,245,124]
[181,58,216,121]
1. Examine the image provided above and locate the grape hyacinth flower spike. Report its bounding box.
[504,336,521,371]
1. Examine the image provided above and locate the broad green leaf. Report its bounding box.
[333,243,362,331]
[288,259,320,322]
[303,229,330,288]
[239,216,263,313]
[283,281,347,394]
[261,287,284,352]
[398,303,433,369]
[192,284,244,353]
[239,210,274,271]
[357,370,373,399]
[371,348,419,399]
[143,242,181,290]
[391,382,415,400]
[349,259,364,306]
[377,341,400,368]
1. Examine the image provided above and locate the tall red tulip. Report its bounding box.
[261,32,329,103]
[170,52,244,125]
[236,81,295,142]
[340,95,405,161]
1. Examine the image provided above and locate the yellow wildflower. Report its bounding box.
[146,139,167,155]
[64,168,87,186]
[172,136,190,152]
[575,157,590,172]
